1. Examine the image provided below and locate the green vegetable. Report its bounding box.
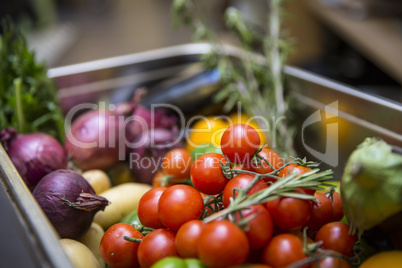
[151,257,205,268]
[0,20,64,141]
[190,143,222,160]
[341,137,402,237]
[120,209,142,226]
[151,257,186,268]
[183,258,206,268]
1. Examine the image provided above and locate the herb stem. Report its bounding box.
[14,78,25,133]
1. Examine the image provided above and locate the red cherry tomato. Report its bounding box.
[235,205,274,250]
[310,250,351,268]
[198,220,249,268]
[158,184,204,231]
[249,148,283,177]
[162,148,193,180]
[278,163,307,178]
[175,219,206,258]
[305,192,334,231]
[137,228,178,268]
[325,191,344,221]
[315,222,358,257]
[265,191,312,231]
[222,173,268,208]
[262,233,307,267]
[100,223,143,268]
[279,164,315,195]
[152,171,175,187]
[220,124,261,165]
[190,153,230,195]
[137,187,167,229]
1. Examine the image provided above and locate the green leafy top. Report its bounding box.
[0,20,64,141]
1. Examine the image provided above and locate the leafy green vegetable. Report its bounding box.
[0,20,64,141]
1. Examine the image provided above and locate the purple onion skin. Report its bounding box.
[130,128,184,184]
[64,109,125,171]
[0,128,67,191]
[32,169,109,239]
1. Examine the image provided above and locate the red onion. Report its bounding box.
[32,169,109,239]
[0,128,67,190]
[64,104,132,171]
[130,127,184,184]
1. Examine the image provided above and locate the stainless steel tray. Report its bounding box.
[1,43,401,267]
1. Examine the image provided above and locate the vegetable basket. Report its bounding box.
[0,43,401,267]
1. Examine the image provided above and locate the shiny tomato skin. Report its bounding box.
[265,191,312,231]
[262,233,307,267]
[100,223,143,268]
[137,228,178,268]
[315,222,358,257]
[162,148,193,180]
[325,191,344,221]
[198,220,249,268]
[279,164,315,195]
[137,187,167,229]
[222,173,268,208]
[152,171,175,187]
[249,148,283,176]
[278,163,306,178]
[190,153,230,195]
[236,205,274,250]
[305,192,334,231]
[158,184,204,231]
[220,124,261,165]
[175,220,206,258]
[310,250,351,268]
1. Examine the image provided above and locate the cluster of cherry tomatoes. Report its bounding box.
[100,124,357,268]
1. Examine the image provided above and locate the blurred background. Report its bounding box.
[1,0,402,102]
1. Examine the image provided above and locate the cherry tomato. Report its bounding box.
[158,184,204,231]
[278,164,315,195]
[262,233,307,267]
[278,163,307,178]
[305,192,334,231]
[222,173,268,208]
[175,220,206,258]
[220,124,261,165]
[100,223,143,268]
[162,149,193,180]
[248,148,283,176]
[137,187,167,229]
[190,153,230,195]
[197,220,249,268]
[137,228,178,268]
[325,191,344,221]
[310,250,350,268]
[315,222,358,257]
[235,205,274,250]
[265,191,312,231]
[152,171,175,187]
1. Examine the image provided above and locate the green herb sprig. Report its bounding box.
[0,20,64,141]
[172,0,296,157]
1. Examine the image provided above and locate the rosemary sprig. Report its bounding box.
[172,0,296,157]
[203,164,334,223]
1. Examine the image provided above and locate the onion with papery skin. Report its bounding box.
[33,169,109,239]
[130,127,184,184]
[0,127,67,190]
[64,104,133,171]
